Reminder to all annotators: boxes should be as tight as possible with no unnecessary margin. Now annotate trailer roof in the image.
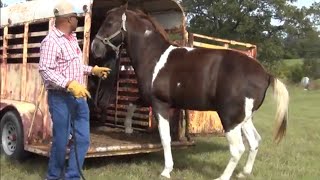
[0,0,184,27]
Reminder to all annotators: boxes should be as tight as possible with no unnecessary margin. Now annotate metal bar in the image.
[193,41,228,50]
[21,23,29,101]
[193,33,255,48]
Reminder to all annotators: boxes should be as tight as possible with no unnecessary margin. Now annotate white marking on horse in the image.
[157,114,173,178]
[177,82,181,87]
[218,124,245,180]
[144,29,152,36]
[244,98,254,121]
[185,47,195,51]
[236,97,261,178]
[152,45,177,87]
[217,97,255,180]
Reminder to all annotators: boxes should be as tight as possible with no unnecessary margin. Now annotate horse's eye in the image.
[105,22,112,27]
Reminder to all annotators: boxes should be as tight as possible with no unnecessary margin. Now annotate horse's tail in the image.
[269,76,289,143]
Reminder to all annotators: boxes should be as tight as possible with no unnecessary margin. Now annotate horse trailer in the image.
[0,0,257,160]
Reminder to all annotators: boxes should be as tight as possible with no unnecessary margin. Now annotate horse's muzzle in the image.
[91,38,107,59]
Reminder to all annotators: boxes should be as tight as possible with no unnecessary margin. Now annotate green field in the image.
[1,86,320,180]
[283,59,303,67]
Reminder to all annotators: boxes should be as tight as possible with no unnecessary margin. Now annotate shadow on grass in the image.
[84,137,229,179]
[1,137,229,180]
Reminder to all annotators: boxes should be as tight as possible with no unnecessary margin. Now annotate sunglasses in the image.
[69,15,79,21]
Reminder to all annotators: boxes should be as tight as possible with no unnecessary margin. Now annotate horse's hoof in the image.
[236,172,249,179]
[160,169,171,179]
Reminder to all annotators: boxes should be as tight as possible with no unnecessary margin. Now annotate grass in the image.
[283,59,303,67]
[1,86,320,180]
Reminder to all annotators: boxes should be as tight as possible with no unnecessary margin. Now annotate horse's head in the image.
[91,5,128,59]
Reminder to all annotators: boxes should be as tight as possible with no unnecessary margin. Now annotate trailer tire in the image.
[0,111,27,161]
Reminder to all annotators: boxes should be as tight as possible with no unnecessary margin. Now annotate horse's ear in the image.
[122,2,128,10]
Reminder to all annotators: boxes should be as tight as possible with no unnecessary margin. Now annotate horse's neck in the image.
[126,30,170,100]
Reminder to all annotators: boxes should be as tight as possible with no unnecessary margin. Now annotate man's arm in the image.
[83,64,93,75]
[39,40,70,88]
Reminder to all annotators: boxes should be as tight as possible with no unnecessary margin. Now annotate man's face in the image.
[68,14,78,31]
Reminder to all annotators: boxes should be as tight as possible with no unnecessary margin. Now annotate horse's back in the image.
[215,49,270,110]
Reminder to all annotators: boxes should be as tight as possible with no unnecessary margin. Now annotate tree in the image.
[0,0,7,8]
[181,0,319,65]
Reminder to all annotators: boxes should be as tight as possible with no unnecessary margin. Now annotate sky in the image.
[2,0,319,7]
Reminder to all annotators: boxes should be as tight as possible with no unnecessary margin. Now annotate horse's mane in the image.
[130,9,176,46]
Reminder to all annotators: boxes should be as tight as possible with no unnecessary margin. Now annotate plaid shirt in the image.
[39,27,92,90]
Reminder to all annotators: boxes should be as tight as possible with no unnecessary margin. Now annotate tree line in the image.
[181,0,320,81]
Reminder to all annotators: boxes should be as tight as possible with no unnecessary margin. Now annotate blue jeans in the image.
[46,90,90,180]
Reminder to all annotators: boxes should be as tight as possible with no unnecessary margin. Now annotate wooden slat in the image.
[118,79,138,84]
[117,96,139,101]
[108,104,149,112]
[82,12,91,86]
[104,116,149,126]
[7,31,49,39]
[0,26,8,98]
[43,18,55,140]
[29,31,48,37]
[7,44,23,49]
[118,87,139,93]
[76,26,84,32]
[28,53,40,58]
[21,23,29,101]
[7,53,40,58]
[107,109,149,120]
[120,58,131,63]
[103,122,148,132]
[7,43,40,50]
[119,70,135,75]
[7,33,24,39]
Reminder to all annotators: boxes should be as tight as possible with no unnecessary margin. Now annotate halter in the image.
[95,13,127,58]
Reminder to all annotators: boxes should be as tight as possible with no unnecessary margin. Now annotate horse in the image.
[91,5,289,180]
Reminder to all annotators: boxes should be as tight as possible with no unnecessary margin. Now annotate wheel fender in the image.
[0,99,44,144]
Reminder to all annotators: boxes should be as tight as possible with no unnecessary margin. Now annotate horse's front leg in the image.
[153,100,173,178]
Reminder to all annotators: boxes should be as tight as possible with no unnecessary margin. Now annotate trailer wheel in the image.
[0,111,27,161]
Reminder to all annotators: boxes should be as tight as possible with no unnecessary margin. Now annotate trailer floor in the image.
[25,126,194,157]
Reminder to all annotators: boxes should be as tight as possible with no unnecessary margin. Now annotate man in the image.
[39,1,110,179]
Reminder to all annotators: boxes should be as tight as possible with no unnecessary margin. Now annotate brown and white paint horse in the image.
[91,5,289,180]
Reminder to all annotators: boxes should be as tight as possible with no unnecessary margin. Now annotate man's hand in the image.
[92,65,111,79]
[66,81,91,99]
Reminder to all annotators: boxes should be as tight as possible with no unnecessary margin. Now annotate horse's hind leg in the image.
[153,101,173,178]
[237,119,261,178]
[215,124,245,180]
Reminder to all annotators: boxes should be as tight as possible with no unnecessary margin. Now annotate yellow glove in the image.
[66,81,91,99]
[92,65,111,79]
